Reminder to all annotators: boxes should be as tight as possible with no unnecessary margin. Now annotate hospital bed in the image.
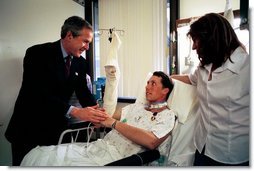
[57,78,199,166]
[57,124,161,165]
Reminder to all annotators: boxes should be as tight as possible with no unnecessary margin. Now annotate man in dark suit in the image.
[5,16,108,166]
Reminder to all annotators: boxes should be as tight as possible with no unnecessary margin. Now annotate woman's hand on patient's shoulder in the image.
[170,74,191,84]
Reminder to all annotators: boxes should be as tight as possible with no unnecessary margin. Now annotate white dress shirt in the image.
[189,46,249,164]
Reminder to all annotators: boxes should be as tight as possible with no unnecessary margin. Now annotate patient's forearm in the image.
[113,121,166,150]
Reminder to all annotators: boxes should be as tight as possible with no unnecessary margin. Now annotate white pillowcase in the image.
[167,79,198,123]
[135,73,198,124]
[135,72,153,105]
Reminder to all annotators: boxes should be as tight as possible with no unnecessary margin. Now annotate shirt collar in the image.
[60,40,68,59]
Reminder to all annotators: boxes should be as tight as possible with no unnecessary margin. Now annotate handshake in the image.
[70,103,116,129]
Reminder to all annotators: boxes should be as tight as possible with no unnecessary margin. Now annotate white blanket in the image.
[21,103,175,166]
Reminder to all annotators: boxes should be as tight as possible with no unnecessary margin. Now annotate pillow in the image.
[167,79,198,123]
[135,72,153,105]
[135,73,198,124]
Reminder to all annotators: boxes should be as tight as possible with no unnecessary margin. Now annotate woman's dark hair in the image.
[187,13,244,68]
[153,71,174,100]
[61,16,93,39]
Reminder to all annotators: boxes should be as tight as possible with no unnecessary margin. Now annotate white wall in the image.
[180,0,240,19]
[0,0,84,165]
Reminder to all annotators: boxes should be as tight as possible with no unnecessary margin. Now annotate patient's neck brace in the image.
[147,101,168,110]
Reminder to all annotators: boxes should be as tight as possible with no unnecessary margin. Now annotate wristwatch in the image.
[111,120,117,129]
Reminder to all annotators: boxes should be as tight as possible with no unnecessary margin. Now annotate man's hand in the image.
[92,123,102,128]
[71,105,109,123]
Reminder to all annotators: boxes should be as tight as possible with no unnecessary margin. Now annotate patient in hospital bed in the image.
[21,71,176,166]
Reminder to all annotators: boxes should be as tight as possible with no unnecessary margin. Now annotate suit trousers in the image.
[11,142,37,166]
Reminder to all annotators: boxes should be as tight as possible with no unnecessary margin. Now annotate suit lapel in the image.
[52,40,67,80]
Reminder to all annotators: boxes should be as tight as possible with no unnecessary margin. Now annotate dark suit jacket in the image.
[5,40,96,145]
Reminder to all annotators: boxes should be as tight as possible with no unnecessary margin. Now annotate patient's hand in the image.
[100,117,115,128]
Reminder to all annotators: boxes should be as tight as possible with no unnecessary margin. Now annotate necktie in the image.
[65,56,71,77]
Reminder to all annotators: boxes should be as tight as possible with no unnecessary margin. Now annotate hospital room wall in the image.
[177,0,240,74]
[179,0,240,19]
[0,0,84,165]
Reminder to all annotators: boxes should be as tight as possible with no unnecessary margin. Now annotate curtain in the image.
[99,0,167,97]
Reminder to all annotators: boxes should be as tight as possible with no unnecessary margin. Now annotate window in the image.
[176,10,249,75]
